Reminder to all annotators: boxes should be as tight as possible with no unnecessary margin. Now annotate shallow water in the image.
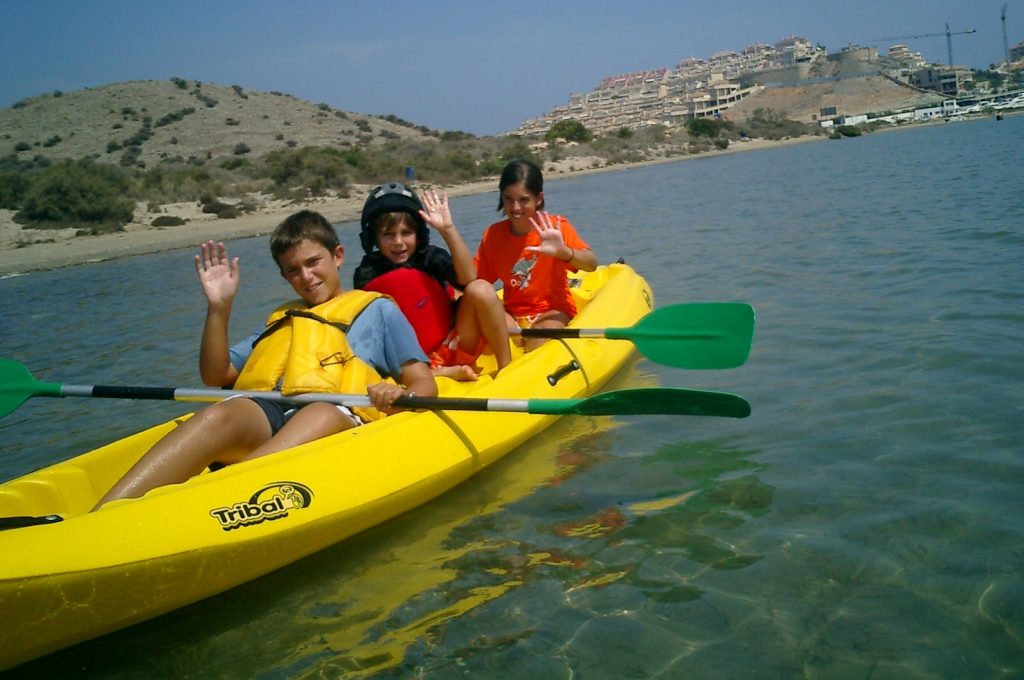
[2,115,1023,678]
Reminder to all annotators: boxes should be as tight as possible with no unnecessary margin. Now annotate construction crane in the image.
[873,24,977,67]
[1002,5,1010,67]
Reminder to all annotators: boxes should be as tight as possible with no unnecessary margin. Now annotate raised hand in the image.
[524,211,569,259]
[419,189,454,234]
[194,240,240,309]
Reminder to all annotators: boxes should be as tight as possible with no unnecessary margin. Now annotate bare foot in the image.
[432,365,480,382]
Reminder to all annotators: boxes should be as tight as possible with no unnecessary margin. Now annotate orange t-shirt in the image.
[474,216,589,318]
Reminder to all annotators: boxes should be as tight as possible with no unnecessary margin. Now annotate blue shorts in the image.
[250,397,294,434]
[248,397,362,435]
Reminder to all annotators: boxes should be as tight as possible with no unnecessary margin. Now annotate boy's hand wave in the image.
[419,189,455,234]
[194,240,240,309]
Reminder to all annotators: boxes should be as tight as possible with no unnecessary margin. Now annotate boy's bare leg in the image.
[94,398,272,508]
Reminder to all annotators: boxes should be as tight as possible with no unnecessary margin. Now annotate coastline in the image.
[0,135,821,276]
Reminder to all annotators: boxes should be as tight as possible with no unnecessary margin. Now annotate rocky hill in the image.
[0,79,437,168]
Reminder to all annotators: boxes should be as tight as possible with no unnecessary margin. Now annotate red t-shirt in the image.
[474,216,589,318]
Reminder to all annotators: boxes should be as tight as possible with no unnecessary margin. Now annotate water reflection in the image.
[331,433,774,679]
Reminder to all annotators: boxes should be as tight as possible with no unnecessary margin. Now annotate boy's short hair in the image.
[270,210,340,267]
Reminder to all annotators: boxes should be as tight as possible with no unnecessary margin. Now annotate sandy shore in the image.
[0,136,820,277]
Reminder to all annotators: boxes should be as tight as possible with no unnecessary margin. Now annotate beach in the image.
[0,136,818,276]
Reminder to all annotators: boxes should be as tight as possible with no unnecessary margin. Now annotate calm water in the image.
[2,116,1022,678]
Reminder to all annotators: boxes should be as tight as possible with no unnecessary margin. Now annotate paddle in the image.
[514,302,755,369]
[0,359,750,419]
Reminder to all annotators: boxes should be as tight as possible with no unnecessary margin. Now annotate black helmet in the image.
[359,181,428,254]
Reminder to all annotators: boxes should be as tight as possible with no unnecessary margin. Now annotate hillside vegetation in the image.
[0,78,824,233]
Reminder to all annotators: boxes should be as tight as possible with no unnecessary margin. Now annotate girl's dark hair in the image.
[270,210,339,268]
[497,159,544,211]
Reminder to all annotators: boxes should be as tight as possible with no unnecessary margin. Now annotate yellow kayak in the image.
[0,263,653,670]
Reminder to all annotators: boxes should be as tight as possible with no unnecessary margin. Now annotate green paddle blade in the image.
[528,387,751,418]
[0,358,62,418]
[606,302,755,369]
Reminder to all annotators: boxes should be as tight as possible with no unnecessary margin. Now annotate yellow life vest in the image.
[234,290,390,422]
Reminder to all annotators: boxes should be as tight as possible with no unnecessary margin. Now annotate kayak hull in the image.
[0,263,653,669]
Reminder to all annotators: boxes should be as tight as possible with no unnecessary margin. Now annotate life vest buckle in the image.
[319,352,350,368]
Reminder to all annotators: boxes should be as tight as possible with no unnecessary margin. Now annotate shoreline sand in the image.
[0,135,823,276]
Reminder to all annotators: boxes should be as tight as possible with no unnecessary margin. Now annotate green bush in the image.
[194,92,217,108]
[746,108,818,140]
[440,130,475,141]
[14,158,135,227]
[152,215,186,226]
[261,147,358,195]
[545,119,592,143]
[141,165,220,203]
[154,107,196,127]
[835,125,862,137]
[201,195,231,214]
[0,171,30,208]
[685,117,728,138]
[380,113,415,127]
[123,122,153,147]
[120,146,142,167]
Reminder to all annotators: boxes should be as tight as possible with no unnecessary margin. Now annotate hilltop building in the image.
[907,66,974,96]
[886,44,928,70]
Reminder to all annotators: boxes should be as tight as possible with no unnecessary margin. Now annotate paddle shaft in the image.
[56,383,525,412]
[517,327,722,340]
[42,383,749,418]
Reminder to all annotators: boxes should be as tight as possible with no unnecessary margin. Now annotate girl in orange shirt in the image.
[474,160,597,352]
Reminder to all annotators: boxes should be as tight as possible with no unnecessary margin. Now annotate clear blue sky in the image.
[1,0,1018,135]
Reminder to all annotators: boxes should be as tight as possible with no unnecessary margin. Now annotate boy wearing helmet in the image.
[355,182,511,380]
